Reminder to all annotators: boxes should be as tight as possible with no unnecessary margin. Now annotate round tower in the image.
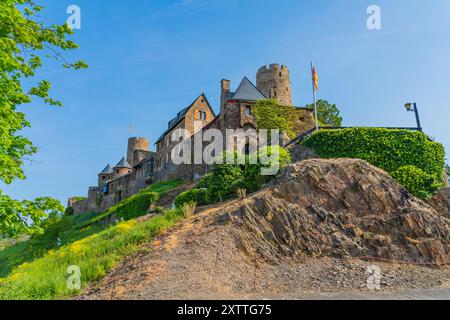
[256,64,293,106]
[113,157,133,177]
[127,137,150,167]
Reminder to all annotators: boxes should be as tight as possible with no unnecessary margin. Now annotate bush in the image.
[197,147,292,200]
[243,146,292,192]
[175,189,208,208]
[391,166,440,198]
[64,207,74,216]
[205,161,244,202]
[112,192,159,220]
[302,128,445,197]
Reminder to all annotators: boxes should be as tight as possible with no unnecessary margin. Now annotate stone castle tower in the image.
[127,137,150,167]
[256,64,293,106]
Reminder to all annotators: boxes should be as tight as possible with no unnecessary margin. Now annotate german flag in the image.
[312,66,319,92]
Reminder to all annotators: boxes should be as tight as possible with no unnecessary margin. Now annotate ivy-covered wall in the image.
[253,99,314,138]
[302,128,446,197]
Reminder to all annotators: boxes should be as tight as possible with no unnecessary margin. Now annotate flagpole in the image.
[311,61,319,131]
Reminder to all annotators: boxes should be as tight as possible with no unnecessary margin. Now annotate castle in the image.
[68,64,315,214]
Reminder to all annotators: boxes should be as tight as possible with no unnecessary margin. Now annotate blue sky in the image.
[3,0,450,204]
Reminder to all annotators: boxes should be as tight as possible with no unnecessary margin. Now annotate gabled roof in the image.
[114,157,132,169]
[228,77,266,102]
[99,164,113,174]
[155,93,215,145]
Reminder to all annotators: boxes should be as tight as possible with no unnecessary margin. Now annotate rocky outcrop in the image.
[429,188,450,220]
[225,159,449,266]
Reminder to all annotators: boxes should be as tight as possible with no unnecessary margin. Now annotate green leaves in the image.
[193,146,292,203]
[305,99,343,127]
[0,193,64,237]
[302,128,446,198]
[253,99,298,138]
[0,0,87,236]
[175,189,208,208]
[391,166,439,198]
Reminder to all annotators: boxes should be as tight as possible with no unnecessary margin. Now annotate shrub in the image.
[391,166,440,198]
[175,189,207,208]
[64,207,74,216]
[302,128,445,197]
[112,192,159,220]
[243,146,292,192]
[205,162,244,202]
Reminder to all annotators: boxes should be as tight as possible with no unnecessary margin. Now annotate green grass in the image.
[0,208,184,300]
[142,179,184,193]
[0,212,107,278]
[0,179,186,299]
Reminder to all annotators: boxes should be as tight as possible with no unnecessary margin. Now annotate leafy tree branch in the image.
[0,0,87,236]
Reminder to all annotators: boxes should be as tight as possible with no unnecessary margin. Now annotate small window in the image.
[198,111,207,120]
[244,143,250,155]
[245,105,252,116]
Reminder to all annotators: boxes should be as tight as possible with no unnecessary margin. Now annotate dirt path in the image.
[78,199,449,300]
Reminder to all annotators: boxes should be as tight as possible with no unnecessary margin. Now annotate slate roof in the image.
[99,164,113,174]
[228,77,266,101]
[155,94,215,145]
[114,157,132,169]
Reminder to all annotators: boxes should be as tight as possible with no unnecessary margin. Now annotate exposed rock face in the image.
[429,188,450,220]
[227,159,449,266]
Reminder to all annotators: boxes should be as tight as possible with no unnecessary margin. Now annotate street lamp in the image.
[404,102,422,131]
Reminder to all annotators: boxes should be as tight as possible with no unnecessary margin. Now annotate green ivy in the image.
[391,166,439,198]
[302,128,446,198]
[253,99,300,138]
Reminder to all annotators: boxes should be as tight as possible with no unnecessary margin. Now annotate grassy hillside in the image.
[0,180,185,300]
[0,212,106,278]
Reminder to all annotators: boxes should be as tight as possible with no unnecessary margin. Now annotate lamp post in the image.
[404,102,422,131]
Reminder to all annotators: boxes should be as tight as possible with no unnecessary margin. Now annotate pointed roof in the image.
[155,93,216,145]
[229,77,266,101]
[114,157,132,169]
[99,164,113,174]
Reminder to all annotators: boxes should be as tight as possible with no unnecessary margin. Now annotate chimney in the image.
[220,79,230,113]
